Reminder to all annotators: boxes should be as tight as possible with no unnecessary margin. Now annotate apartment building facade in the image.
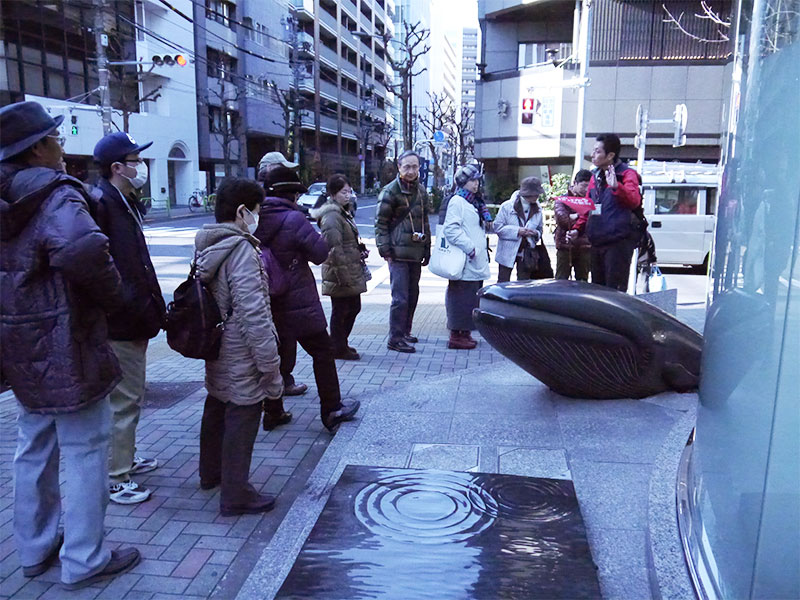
[475,0,734,185]
[192,0,290,184]
[1,0,200,208]
[461,27,479,111]
[281,0,395,184]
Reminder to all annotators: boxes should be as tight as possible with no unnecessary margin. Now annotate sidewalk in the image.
[0,300,508,599]
[0,259,703,598]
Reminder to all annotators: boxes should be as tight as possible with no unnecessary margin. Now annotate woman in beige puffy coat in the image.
[310,174,368,360]
[194,178,283,517]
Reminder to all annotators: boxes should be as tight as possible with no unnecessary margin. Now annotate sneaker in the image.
[61,548,140,591]
[130,455,158,475]
[404,334,419,344]
[23,531,63,577]
[284,383,308,396]
[387,339,416,353]
[322,399,361,433]
[110,480,152,505]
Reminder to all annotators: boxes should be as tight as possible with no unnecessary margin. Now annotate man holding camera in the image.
[375,150,432,353]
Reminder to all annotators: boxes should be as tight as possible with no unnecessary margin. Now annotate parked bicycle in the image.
[188,189,216,212]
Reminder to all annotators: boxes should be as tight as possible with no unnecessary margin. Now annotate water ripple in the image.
[354,471,499,544]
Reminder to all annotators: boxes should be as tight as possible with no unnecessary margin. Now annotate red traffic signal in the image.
[152,54,187,67]
[522,97,535,111]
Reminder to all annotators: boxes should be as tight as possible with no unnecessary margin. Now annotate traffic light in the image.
[152,54,187,67]
[520,97,538,125]
[70,114,78,135]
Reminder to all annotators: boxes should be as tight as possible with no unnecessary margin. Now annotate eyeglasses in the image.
[47,133,66,147]
[123,158,145,165]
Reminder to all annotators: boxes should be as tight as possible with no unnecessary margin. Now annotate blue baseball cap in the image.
[93,132,153,166]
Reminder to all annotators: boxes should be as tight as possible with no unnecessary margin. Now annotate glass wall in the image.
[683,0,800,597]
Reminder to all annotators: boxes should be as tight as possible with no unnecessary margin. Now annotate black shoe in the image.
[334,348,360,360]
[200,478,220,490]
[61,548,141,591]
[387,339,416,353]
[220,493,276,517]
[23,531,63,577]
[284,383,308,396]
[404,334,419,344]
[262,410,293,431]
[322,399,361,433]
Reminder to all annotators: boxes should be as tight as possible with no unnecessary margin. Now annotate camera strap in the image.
[389,194,419,234]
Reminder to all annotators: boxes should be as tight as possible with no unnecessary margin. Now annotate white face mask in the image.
[244,207,260,234]
[121,161,148,189]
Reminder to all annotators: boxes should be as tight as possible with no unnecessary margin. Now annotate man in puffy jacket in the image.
[374,150,432,353]
[0,101,140,590]
[586,133,643,291]
[91,132,166,505]
[554,169,593,281]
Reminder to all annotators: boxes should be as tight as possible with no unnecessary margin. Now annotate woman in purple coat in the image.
[253,152,359,433]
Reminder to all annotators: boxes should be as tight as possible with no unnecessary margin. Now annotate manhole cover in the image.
[142,381,204,409]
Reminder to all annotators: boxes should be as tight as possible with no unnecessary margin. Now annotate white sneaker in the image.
[109,480,152,505]
[130,455,158,475]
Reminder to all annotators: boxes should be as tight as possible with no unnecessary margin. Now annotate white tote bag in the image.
[428,224,466,279]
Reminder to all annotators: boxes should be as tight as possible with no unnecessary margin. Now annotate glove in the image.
[379,247,394,261]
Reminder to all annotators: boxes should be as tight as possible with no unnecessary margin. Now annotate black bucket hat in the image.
[259,164,308,195]
[0,101,64,162]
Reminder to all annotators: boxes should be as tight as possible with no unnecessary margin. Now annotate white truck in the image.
[638,161,722,272]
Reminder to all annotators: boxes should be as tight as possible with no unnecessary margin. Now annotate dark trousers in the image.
[497,260,533,283]
[556,248,591,281]
[330,295,362,353]
[388,260,421,342]
[591,239,635,291]
[278,328,341,414]
[199,396,261,508]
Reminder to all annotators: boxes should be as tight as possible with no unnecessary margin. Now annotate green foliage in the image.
[483,176,518,205]
[430,186,446,214]
[541,172,570,209]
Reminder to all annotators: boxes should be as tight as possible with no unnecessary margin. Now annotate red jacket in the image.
[554,196,595,249]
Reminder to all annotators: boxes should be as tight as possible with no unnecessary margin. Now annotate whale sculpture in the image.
[473,280,703,399]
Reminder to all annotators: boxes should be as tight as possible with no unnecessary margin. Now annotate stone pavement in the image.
[0,293,507,599]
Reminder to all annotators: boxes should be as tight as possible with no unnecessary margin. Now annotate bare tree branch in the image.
[662,3,730,43]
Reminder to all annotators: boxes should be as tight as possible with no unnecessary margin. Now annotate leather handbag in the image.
[428,224,467,279]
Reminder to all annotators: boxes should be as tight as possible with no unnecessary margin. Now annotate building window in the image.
[206,47,238,81]
[206,0,237,30]
[518,42,573,68]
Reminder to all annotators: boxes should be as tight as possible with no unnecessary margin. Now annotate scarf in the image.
[456,187,492,224]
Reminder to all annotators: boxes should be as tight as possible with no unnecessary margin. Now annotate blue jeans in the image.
[14,397,112,584]
[388,260,422,342]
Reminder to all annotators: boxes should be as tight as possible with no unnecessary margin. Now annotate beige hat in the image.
[258,151,298,172]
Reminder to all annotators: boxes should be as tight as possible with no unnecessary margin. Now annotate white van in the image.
[639,161,722,272]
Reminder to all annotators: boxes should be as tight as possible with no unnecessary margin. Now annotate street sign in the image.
[433,130,445,143]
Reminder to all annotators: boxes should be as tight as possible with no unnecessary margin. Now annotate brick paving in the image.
[0,280,506,598]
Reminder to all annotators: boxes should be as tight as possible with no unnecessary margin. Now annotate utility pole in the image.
[284,15,306,165]
[573,0,592,174]
[94,0,112,135]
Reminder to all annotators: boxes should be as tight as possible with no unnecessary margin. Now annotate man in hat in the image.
[91,132,166,504]
[253,152,360,432]
[0,100,141,588]
[374,150,432,353]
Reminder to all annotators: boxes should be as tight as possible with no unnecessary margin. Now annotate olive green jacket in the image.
[310,200,368,297]
[374,176,432,262]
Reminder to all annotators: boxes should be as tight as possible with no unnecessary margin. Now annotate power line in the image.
[155,0,289,66]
